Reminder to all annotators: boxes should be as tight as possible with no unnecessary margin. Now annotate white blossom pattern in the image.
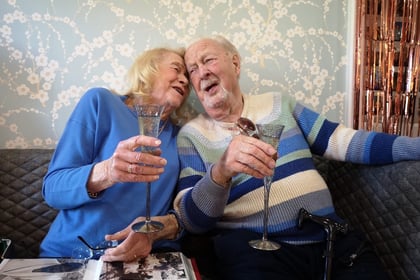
[0,0,350,148]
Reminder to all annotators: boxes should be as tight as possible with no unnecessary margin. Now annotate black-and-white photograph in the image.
[102,252,189,280]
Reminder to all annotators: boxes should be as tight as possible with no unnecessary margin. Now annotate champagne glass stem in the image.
[145,182,151,223]
[262,175,273,241]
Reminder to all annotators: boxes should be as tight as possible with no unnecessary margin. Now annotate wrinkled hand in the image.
[212,135,277,186]
[108,135,168,183]
[101,217,152,262]
[87,135,168,194]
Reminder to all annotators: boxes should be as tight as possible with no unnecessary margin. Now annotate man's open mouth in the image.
[201,79,218,93]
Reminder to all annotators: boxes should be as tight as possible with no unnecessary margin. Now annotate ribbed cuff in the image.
[167,210,185,241]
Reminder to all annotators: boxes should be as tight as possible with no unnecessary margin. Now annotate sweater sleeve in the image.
[293,101,420,164]
[42,88,112,209]
[175,127,230,233]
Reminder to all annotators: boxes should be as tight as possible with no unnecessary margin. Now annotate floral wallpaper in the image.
[0,0,353,148]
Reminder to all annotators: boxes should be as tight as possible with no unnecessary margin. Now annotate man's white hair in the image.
[186,34,241,63]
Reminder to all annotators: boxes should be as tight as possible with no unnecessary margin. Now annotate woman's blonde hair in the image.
[124,47,196,125]
[125,47,185,98]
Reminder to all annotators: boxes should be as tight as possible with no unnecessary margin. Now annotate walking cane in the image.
[297,208,348,280]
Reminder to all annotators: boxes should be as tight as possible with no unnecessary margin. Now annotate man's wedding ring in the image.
[128,164,133,174]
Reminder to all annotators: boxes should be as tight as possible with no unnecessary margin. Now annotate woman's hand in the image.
[87,135,168,193]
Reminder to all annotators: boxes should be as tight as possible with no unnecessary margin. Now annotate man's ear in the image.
[232,54,241,75]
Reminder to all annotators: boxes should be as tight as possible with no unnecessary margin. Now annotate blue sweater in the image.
[40,87,180,257]
[175,92,420,244]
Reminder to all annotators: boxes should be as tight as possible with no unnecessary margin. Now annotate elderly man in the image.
[174,35,420,279]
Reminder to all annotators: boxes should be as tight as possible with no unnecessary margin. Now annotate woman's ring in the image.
[128,164,133,174]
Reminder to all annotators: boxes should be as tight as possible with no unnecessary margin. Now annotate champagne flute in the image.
[248,123,284,251]
[131,104,165,233]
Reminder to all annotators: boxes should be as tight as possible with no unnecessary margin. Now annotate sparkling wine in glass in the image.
[131,104,165,233]
[248,123,284,251]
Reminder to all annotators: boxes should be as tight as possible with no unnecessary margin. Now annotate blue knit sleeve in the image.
[42,88,131,209]
[292,101,420,164]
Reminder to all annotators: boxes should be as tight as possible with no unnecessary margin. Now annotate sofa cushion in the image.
[0,149,57,258]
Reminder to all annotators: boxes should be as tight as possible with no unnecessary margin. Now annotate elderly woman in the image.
[40,47,189,262]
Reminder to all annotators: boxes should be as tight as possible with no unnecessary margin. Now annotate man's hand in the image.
[101,214,180,262]
[101,217,152,262]
[212,135,277,186]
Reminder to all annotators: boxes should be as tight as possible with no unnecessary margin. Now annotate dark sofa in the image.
[0,149,419,280]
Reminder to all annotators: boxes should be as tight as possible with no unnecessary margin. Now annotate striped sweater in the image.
[174,92,420,244]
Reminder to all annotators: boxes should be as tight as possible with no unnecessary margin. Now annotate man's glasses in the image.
[0,239,11,260]
[235,117,260,139]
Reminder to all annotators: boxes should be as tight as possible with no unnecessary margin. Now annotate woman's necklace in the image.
[158,118,169,137]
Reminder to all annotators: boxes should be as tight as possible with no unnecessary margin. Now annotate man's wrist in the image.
[210,164,232,188]
[167,210,184,240]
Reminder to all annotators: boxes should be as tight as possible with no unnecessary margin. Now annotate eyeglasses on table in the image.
[73,235,118,260]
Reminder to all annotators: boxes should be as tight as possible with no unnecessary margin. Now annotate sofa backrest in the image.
[0,149,57,258]
[313,155,420,280]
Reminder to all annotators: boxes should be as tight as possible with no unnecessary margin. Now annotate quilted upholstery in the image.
[314,155,420,280]
[0,149,57,258]
[0,149,419,280]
